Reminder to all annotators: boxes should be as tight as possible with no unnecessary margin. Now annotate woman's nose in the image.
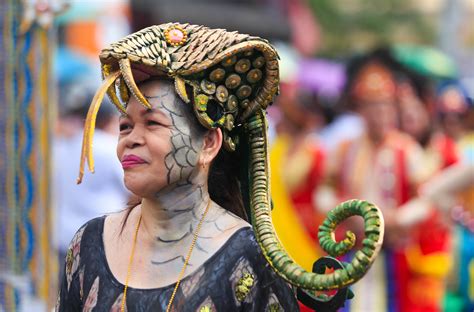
[125,125,145,148]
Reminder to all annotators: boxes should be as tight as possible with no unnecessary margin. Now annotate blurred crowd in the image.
[270,47,474,312]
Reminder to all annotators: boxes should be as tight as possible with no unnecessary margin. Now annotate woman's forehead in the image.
[139,79,175,99]
[126,80,179,114]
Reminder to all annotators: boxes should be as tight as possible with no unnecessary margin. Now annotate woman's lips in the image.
[121,154,147,169]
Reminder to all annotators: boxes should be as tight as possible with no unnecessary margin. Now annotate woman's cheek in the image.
[163,131,199,186]
[116,138,125,161]
[122,171,152,197]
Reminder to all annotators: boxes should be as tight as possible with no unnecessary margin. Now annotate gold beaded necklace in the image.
[120,200,211,312]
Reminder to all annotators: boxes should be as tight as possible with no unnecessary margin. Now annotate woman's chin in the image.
[124,180,150,197]
[124,177,165,198]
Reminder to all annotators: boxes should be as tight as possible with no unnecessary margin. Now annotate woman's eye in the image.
[147,120,162,126]
[119,123,132,132]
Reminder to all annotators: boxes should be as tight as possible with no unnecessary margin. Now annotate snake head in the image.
[97,23,280,150]
[78,23,280,182]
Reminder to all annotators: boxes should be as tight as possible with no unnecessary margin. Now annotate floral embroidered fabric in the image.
[56,216,299,311]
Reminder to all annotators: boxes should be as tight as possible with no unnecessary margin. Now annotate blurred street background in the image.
[0,0,473,311]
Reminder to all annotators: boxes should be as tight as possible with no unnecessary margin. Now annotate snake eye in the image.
[206,98,224,122]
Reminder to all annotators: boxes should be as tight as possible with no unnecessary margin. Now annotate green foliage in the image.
[307,0,435,57]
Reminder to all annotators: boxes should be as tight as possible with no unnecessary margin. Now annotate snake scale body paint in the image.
[78,23,384,292]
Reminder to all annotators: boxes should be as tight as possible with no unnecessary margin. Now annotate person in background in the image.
[397,73,459,171]
[437,82,471,142]
[438,82,474,312]
[53,82,130,268]
[396,72,458,312]
[272,83,327,241]
[270,82,327,283]
[318,106,365,153]
[396,160,474,312]
[320,48,433,312]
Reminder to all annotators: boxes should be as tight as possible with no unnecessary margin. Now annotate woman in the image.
[57,23,384,311]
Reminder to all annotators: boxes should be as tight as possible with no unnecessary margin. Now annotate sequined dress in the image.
[56,216,299,311]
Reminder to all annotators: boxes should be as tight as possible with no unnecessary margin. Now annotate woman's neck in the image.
[139,182,210,247]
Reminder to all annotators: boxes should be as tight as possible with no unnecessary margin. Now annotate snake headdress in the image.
[77,22,384,300]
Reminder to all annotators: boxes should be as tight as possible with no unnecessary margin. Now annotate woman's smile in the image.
[121,154,148,169]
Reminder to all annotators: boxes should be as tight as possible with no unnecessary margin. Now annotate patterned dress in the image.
[56,216,299,311]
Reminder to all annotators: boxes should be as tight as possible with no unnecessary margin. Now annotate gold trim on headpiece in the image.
[78,22,279,180]
[164,25,188,47]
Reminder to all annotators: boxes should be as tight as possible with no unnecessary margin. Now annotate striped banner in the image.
[0,0,58,310]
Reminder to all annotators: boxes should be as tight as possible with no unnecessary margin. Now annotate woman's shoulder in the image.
[68,215,106,248]
[63,216,106,292]
[64,214,110,271]
[66,216,107,256]
[222,226,258,252]
[217,226,255,254]
[208,225,272,277]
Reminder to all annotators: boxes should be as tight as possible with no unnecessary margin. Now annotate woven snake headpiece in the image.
[77,22,384,294]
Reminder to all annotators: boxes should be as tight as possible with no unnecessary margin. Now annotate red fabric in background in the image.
[290,147,325,242]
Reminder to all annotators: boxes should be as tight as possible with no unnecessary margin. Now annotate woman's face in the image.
[396,82,430,141]
[357,98,397,141]
[398,96,430,141]
[117,80,204,197]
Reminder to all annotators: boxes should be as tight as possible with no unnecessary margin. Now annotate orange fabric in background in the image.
[65,22,100,57]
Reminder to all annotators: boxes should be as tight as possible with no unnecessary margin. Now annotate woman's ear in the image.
[200,128,222,166]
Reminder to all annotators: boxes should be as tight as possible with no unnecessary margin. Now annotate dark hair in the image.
[208,143,247,220]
